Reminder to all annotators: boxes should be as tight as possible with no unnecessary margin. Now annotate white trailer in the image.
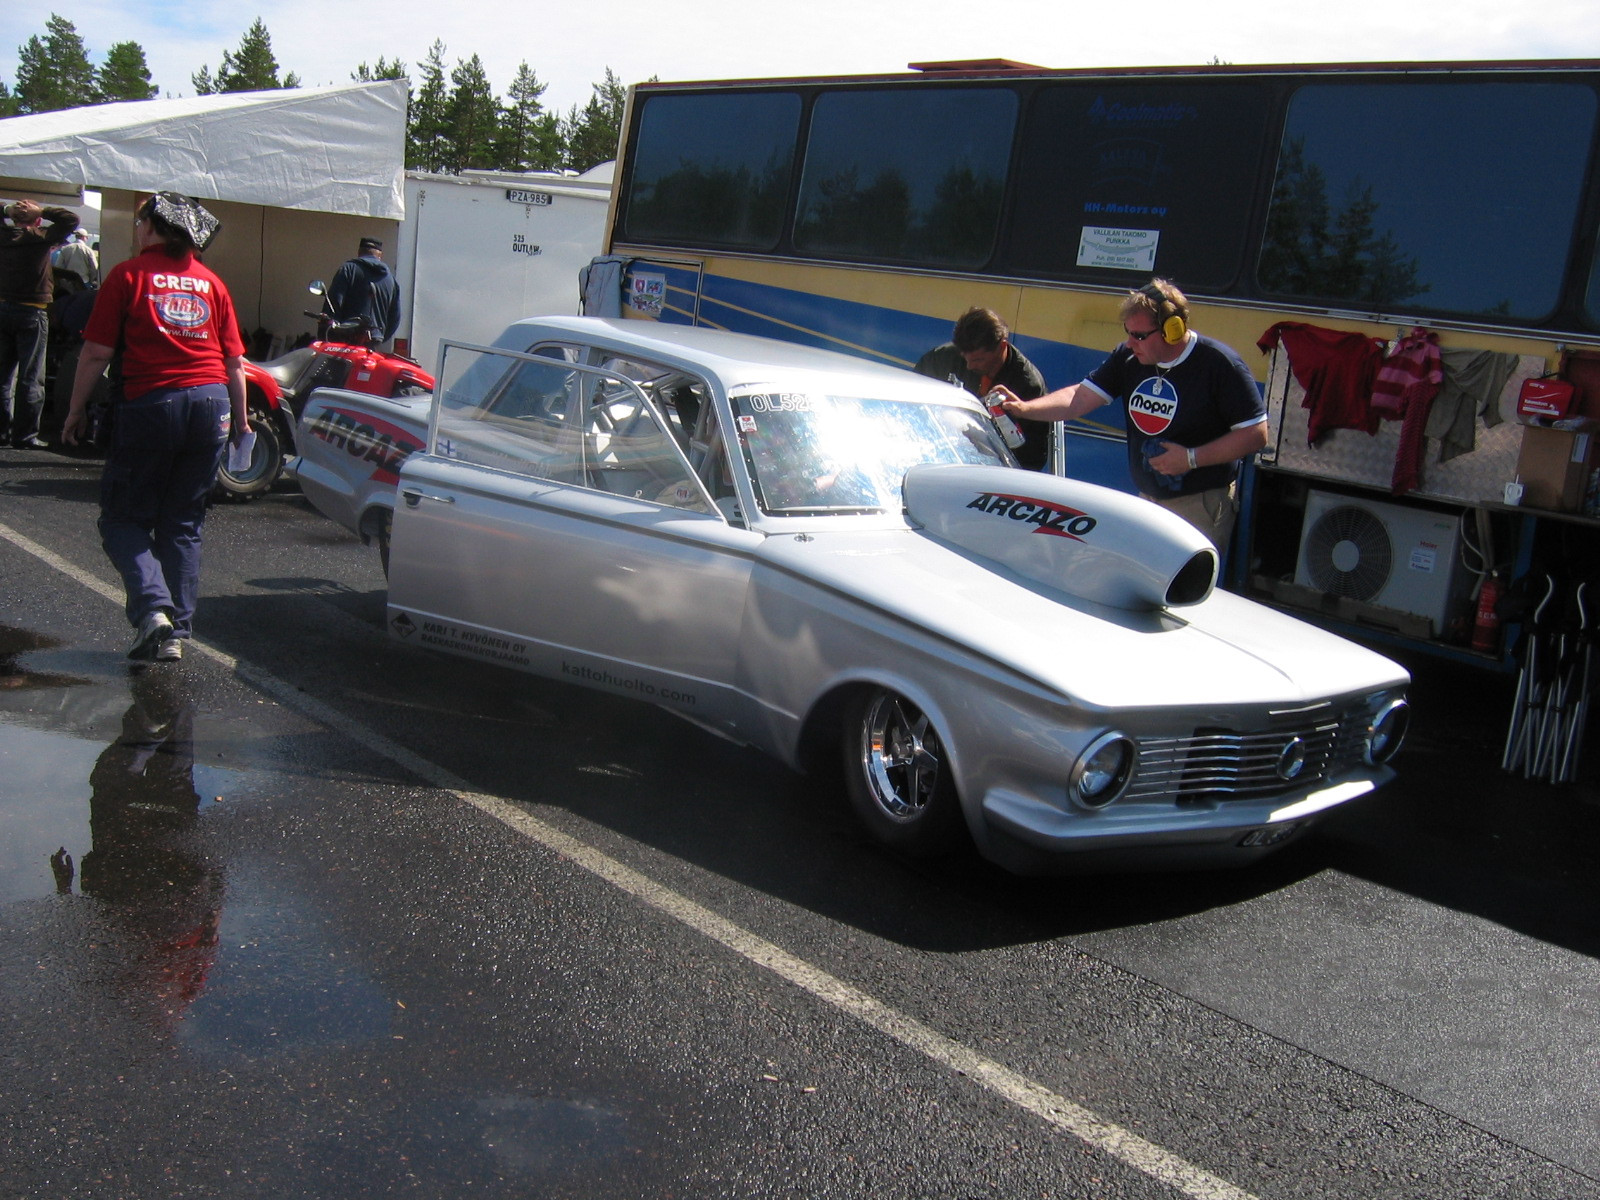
[392,163,612,369]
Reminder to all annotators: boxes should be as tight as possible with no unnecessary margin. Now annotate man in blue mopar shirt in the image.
[997,278,1266,551]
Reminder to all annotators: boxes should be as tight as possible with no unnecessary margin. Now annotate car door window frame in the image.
[430,339,721,516]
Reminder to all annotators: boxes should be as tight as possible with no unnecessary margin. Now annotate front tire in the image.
[213,408,284,501]
[841,688,964,856]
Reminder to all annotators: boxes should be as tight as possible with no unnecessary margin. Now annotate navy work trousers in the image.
[98,383,230,638]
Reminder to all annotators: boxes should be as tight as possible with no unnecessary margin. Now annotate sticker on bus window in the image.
[737,415,758,434]
[1076,227,1160,272]
[628,272,667,316]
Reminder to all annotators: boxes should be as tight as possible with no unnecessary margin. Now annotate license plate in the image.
[1238,822,1299,848]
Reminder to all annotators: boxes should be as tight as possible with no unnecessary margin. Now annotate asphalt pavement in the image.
[2,442,1599,1200]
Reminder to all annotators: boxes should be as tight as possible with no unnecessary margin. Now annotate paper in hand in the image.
[227,430,256,473]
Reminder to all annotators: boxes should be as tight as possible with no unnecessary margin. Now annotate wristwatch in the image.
[1185,446,1198,470]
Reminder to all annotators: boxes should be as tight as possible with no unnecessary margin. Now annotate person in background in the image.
[59,193,247,662]
[325,236,401,347]
[997,278,1267,551]
[54,228,99,287]
[0,198,80,447]
[914,306,1050,469]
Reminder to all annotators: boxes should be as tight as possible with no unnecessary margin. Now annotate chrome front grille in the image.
[1128,704,1366,803]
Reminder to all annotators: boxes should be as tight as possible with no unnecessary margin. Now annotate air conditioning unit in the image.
[1293,490,1472,638]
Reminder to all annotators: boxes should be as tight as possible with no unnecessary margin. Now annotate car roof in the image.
[493,316,975,403]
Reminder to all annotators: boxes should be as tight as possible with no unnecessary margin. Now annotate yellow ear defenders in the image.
[1142,284,1188,344]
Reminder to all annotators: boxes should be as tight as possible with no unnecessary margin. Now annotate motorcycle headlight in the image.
[1070,731,1136,809]
[1363,697,1409,766]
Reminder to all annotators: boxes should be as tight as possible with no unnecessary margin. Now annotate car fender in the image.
[292,387,430,538]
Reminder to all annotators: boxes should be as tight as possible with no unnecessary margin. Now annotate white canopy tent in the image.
[0,80,408,349]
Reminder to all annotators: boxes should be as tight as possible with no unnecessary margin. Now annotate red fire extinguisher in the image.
[1472,571,1503,654]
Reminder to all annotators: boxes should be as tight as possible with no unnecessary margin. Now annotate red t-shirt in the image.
[84,247,246,400]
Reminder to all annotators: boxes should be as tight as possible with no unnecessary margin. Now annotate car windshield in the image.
[730,390,1008,516]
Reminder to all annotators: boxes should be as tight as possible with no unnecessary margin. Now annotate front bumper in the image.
[979,768,1391,872]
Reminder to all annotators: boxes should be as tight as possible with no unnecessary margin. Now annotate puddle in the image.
[0,623,93,690]
[2,659,395,1056]
[1,679,240,905]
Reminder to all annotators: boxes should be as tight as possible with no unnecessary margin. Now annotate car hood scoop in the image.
[902,464,1217,611]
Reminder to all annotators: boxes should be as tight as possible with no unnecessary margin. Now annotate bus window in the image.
[622,91,802,249]
[1258,81,1597,322]
[1005,82,1272,290]
[793,87,1016,269]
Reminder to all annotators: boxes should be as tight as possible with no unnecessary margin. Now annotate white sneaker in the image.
[155,637,183,662]
[128,611,174,660]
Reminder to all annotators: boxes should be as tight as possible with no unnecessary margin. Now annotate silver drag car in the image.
[293,316,1409,873]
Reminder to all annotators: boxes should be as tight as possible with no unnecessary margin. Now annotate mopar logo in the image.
[965,492,1098,540]
[1128,378,1178,436]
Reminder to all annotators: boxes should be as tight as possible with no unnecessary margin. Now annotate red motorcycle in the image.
[217,284,434,500]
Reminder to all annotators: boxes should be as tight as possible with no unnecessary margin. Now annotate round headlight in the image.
[1071,732,1136,809]
[1364,697,1409,766]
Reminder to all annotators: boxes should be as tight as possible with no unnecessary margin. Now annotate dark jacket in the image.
[326,253,402,342]
[913,341,1050,469]
[0,206,80,306]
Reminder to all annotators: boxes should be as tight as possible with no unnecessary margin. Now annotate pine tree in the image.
[444,54,498,172]
[492,62,558,172]
[562,68,629,172]
[96,41,158,102]
[206,19,299,93]
[353,58,409,83]
[407,41,450,172]
[191,65,217,96]
[15,15,98,113]
[0,82,18,118]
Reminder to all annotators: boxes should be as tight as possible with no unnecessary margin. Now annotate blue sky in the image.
[1,0,1597,115]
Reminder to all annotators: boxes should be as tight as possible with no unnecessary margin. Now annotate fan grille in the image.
[1303,504,1393,601]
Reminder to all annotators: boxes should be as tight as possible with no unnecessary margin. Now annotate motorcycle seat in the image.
[252,346,317,387]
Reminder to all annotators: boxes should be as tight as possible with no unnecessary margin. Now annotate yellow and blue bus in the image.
[600,58,1600,663]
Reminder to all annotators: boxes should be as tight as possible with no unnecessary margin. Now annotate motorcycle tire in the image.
[213,409,284,502]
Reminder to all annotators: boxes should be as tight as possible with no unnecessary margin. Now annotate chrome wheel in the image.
[842,688,961,854]
[862,692,940,820]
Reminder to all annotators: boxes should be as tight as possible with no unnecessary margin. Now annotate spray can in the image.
[984,390,1026,451]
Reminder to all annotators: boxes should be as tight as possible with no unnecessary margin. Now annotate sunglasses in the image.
[1124,326,1161,342]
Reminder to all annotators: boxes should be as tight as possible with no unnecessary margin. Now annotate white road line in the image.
[1,517,1259,1200]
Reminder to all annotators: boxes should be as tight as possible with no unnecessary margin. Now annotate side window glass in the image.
[594,356,707,451]
[1259,81,1596,321]
[622,91,801,250]
[434,343,585,482]
[794,87,1016,269]
[688,403,745,526]
[582,361,715,514]
[1005,82,1271,289]
[432,342,721,516]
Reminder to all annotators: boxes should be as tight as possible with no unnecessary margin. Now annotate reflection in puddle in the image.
[3,666,393,1056]
[0,679,233,906]
[178,865,394,1058]
[0,622,89,690]
[45,673,223,1029]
